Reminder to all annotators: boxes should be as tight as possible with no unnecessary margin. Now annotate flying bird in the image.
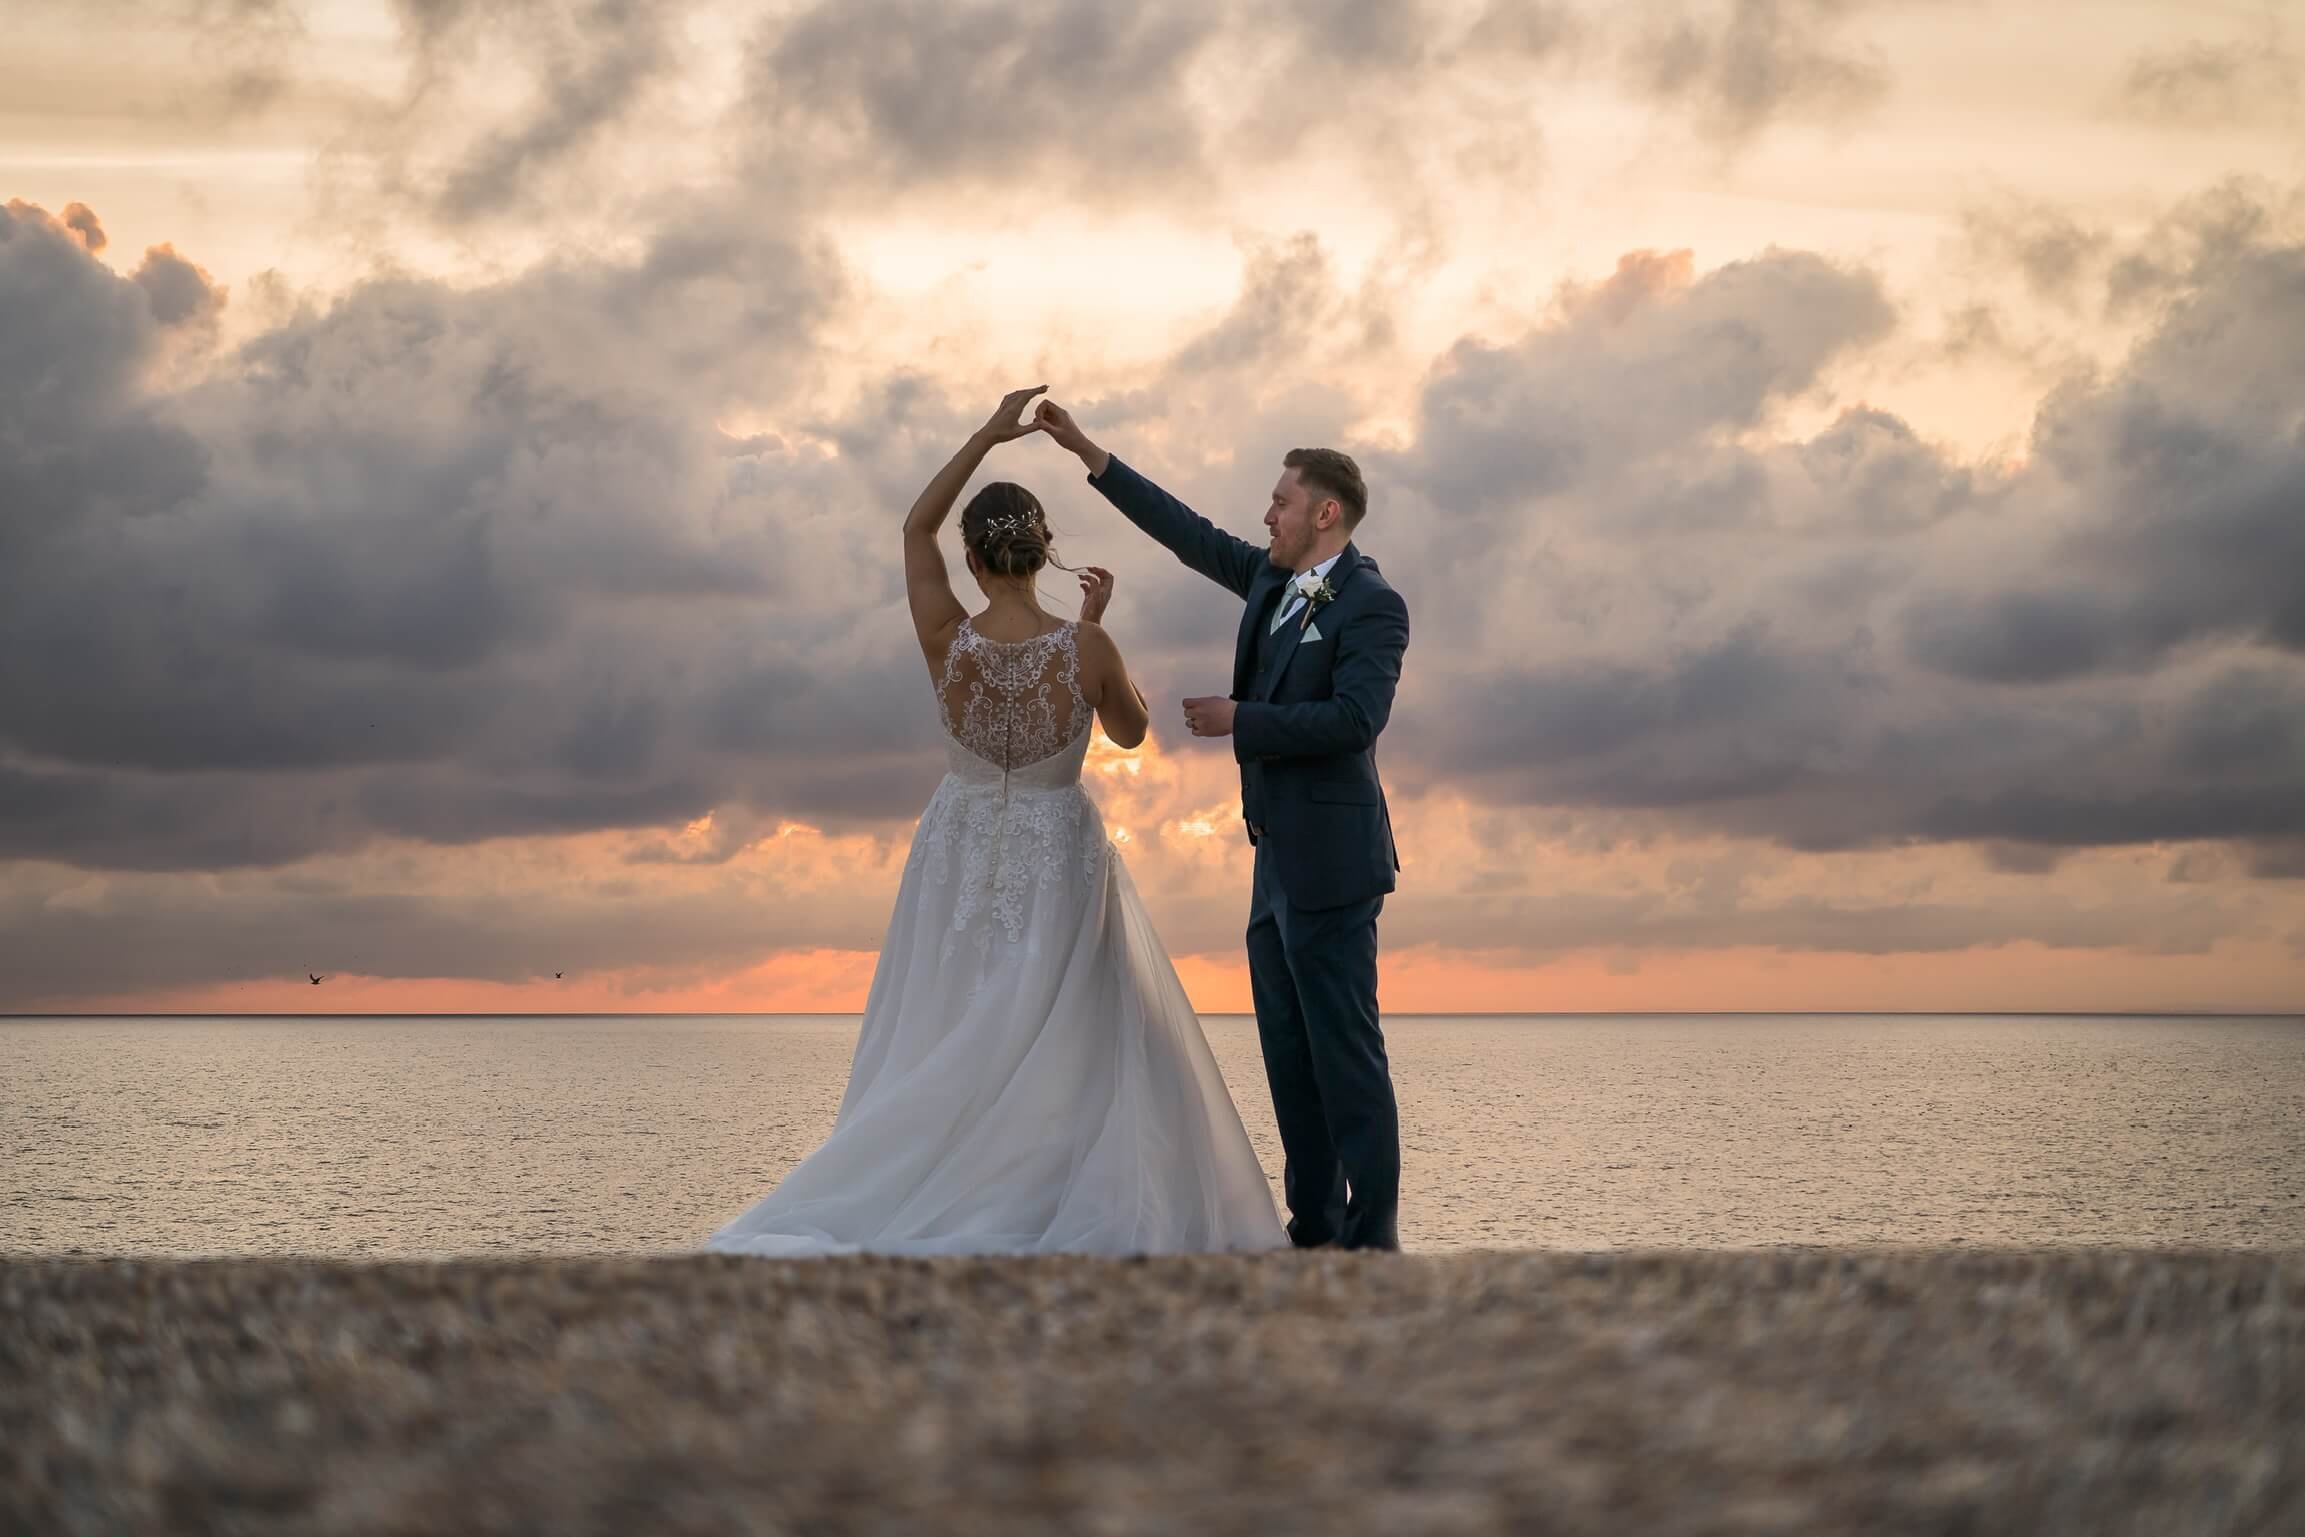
[309,974,325,984]
[555,972,563,979]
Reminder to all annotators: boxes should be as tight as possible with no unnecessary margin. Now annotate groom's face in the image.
[1264,468,1331,570]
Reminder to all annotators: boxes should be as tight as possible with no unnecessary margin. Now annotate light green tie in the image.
[1271,577,1317,633]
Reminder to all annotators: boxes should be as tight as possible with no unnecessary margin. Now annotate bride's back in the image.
[936,616,1091,788]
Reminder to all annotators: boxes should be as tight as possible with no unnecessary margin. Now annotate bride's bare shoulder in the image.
[1071,618,1122,681]
[918,613,970,671]
[1072,618,1120,657]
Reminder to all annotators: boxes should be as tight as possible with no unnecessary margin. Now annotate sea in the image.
[4,1013,2301,1257]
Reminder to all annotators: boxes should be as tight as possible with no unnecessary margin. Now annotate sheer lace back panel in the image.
[937,618,1092,789]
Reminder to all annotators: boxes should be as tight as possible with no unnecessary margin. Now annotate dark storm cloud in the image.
[1399,246,1899,514]
[0,202,211,556]
[1362,862,2247,960]
[1343,193,2305,863]
[0,197,951,875]
[1900,587,2159,684]
[1440,628,1845,809]
[1913,783,2305,850]
[12,166,2299,891]
[1903,239,2305,680]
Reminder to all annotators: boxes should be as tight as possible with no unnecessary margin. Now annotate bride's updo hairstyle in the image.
[960,481,1059,579]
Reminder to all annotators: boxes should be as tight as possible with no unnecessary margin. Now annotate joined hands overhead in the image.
[978,385,1050,444]
[971,392,1216,739]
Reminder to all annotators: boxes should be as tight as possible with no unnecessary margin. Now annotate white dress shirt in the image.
[1269,551,1344,634]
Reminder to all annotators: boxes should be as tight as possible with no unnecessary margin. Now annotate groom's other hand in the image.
[1183,696,1236,738]
[1034,400,1110,478]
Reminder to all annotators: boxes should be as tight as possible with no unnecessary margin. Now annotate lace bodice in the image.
[918,618,1103,956]
[936,618,1091,789]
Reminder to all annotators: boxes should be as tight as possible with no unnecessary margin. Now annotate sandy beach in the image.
[4,1246,2298,1535]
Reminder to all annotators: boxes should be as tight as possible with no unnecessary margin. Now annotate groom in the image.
[1037,401,1409,1252]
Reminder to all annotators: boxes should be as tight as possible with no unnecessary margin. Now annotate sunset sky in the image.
[4,0,2301,1014]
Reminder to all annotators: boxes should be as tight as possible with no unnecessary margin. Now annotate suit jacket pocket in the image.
[1306,781,1380,804]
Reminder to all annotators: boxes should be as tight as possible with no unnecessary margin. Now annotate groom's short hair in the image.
[1284,448,1367,528]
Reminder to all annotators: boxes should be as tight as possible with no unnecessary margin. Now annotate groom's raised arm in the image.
[1035,401,1262,598]
[1234,587,1410,761]
[1087,456,1265,598]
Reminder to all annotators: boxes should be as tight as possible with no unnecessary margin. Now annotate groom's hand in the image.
[1033,400,1109,477]
[1182,696,1236,738]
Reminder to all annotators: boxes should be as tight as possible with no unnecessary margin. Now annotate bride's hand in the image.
[977,386,1049,444]
[1077,566,1114,623]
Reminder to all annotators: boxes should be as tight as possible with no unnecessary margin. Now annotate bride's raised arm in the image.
[902,386,1047,660]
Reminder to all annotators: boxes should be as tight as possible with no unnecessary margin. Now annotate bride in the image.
[704,387,1287,1257]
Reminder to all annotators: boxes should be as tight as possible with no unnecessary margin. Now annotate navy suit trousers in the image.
[1247,836,1400,1251]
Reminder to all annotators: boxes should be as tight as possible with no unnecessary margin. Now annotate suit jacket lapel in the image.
[1256,545,1364,702]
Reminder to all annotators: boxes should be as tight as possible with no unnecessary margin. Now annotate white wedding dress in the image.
[704,617,1287,1257]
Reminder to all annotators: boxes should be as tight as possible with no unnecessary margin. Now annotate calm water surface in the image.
[5,1013,2301,1256]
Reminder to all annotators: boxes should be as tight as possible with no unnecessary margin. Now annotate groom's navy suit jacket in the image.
[1088,455,1408,912]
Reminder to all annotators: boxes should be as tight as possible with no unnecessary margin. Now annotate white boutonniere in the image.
[1293,571,1337,632]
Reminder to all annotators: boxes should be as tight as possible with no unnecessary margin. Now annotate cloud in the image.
[1906,237,2305,680]
[1394,245,1900,526]
[409,0,678,224]
[6,0,314,128]
[1957,194,2113,307]
[5,0,1895,278]
[722,0,1874,229]
[2119,34,2301,129]
[1623,0,1892,145]
[8,175,2301,891]
[743,0,1222,205]
[131,243,226,328]
[1329,195,2305,866]
[5,15,2303,1022]
[264,0,704,244]
[0,202,212,559]
[0,197,894,876]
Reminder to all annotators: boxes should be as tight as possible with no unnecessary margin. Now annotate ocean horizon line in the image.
[6,1009,2302,1021]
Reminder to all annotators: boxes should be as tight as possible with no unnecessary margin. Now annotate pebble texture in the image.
[3,1248,2299,1535]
